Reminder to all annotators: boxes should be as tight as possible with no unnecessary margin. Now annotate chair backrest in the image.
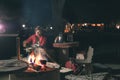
[86,46,94,63]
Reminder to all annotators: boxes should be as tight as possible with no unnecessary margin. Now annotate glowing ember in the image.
[22,48,60,72]
[28,51,35,64]
[26,48,48,72]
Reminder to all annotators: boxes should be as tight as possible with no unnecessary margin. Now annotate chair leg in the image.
[85,64,92,76]
[85,63,93,80]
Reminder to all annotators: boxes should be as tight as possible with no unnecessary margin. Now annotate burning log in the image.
[18,46,60,73]
[21,56,60,73]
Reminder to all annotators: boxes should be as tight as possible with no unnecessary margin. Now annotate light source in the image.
[0,24,6,33]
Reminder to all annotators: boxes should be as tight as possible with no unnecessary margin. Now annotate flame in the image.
[27,48,47,72]
[28,51,35,64]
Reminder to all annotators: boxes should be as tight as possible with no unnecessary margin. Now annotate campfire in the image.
[22,48,60,72]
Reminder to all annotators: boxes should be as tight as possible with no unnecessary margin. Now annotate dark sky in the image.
[0,0,52,25]
[0,0,52,33]
[0,0,120,25]
[0,0,23,33]
[22,0,52,26]
[63,0,120,23]
[0,0,22,21]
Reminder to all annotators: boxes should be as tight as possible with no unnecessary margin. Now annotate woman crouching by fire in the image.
[23,26,53,65]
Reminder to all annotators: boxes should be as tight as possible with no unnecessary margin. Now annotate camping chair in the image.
[75,46,94,80]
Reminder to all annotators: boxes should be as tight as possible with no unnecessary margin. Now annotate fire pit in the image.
[14,58,60,80]
[0,57,60,80]
[15,47,60,80]
[25,62,59,73]
[15,68,60,80]
[13,46,60,80]
[21,48,60,72]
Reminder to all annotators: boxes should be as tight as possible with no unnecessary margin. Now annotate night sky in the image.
[0,0,23,33]
[0,0,52,33]
[0,0,120,30]
[0,0,22,21]
[0,0,52,25]
[63,0,120,23]
[22,0,52,26]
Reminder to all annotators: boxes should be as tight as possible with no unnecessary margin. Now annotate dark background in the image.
[0,0,120,28]
[0,37,17,59]
[63,0,120,23]
[0,0,120,63]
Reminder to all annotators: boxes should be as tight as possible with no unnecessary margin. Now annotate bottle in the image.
[58,32,63,43]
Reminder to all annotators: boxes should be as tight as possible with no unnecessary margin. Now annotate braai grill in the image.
[0,59,60,80]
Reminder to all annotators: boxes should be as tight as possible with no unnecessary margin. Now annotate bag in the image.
[65,58,78,73]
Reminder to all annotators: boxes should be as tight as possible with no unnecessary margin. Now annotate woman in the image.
[23,26,46,48]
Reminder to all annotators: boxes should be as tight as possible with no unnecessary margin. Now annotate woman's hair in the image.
[34,26,43,34]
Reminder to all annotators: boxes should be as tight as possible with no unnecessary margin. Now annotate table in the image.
[0,59,28,73]
[53,42,79,66]
[0,59,28,80]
